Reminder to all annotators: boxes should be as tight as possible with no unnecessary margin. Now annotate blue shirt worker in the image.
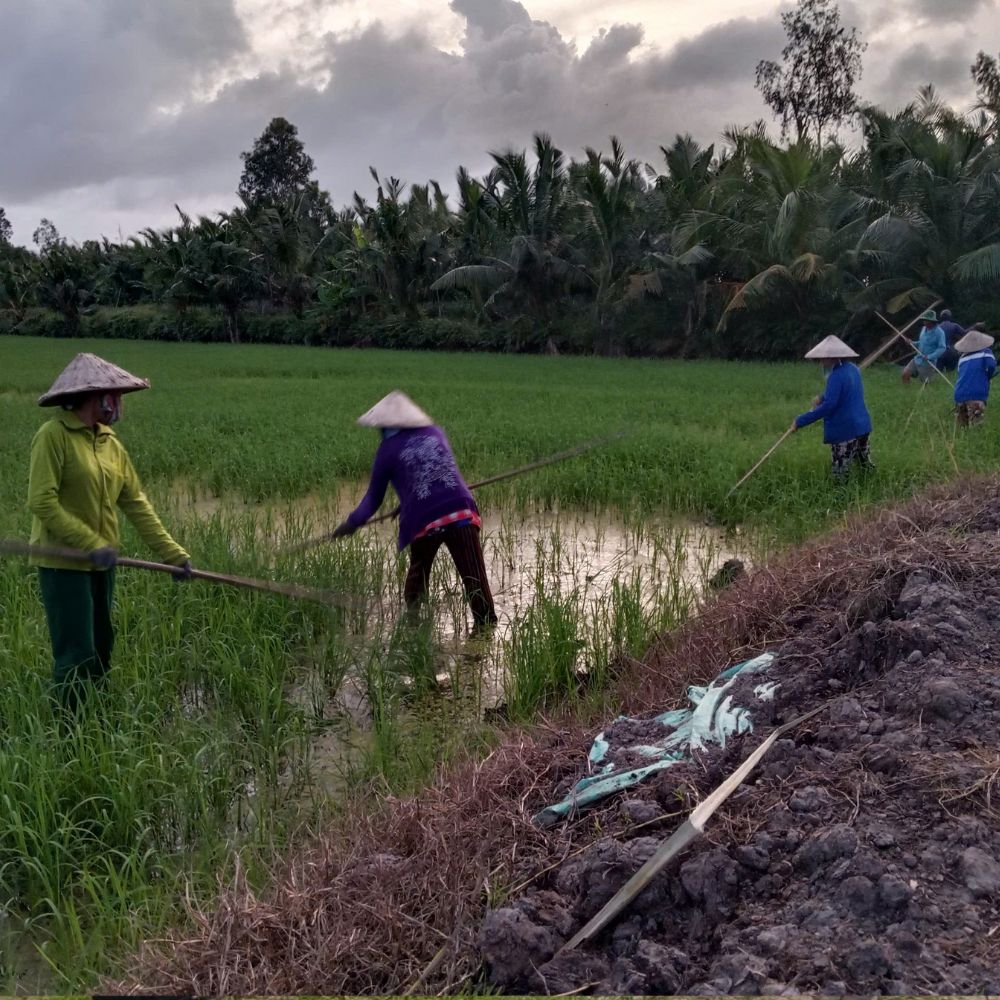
[791,335,873,478]
[902,310,947,384]
[953,330,997,427]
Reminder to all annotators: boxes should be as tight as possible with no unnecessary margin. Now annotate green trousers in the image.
[37,567,116,711]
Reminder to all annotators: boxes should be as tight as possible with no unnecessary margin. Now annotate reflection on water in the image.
[169,484,747,801]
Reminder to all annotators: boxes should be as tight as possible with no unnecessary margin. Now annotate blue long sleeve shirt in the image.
[914,325,947,366]
[954,349,997,404]
[795,361,873,444]
[939,320,966,347]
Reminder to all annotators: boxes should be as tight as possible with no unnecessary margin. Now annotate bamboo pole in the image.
[874,310,953,387]
[287,431,629,554]
[725,427,794,499]
[559,703,826,952]
[859,299,942,370]
[0,539,357,608]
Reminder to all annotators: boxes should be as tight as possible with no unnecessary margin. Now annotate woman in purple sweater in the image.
[333,392,497,631]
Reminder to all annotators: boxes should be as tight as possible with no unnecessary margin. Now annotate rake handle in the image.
[293,431,630,550]
[860,298,942,370]
[875,311,954,387]
[725,427,795,498]
[0,540,353,608]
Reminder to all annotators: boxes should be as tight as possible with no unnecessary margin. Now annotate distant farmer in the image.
[333,391,497,632]
[28,353,192,711]
[790,335,873,478]
[953,330,997,427]
[937,309,966,371]
[902,310,946,385]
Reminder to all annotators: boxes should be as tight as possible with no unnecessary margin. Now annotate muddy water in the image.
[167,484,746,799]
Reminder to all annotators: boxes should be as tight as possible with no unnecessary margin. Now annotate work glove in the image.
[89,546,117,569]
[172,560,194,582]
[332,521,357,539]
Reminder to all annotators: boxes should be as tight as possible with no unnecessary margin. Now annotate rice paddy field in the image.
[0,335,996,991]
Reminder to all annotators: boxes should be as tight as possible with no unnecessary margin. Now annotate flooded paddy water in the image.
[164,484,750,804]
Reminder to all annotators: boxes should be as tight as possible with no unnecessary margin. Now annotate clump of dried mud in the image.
[482,530,1000,995]
[110,478,1000,996]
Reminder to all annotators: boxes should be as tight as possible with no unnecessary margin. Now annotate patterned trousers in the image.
[956,400,986,427]
[405,523,498,628]
[830,434,873,478]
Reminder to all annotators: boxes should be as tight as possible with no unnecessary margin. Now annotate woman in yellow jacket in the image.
[28,353,191,710]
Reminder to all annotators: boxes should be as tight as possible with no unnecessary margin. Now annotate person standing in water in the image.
[28,353,192,711]
[790,335,873,479]
[333,391,498,632]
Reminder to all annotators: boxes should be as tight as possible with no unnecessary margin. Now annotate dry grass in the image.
[108,475,1000,996]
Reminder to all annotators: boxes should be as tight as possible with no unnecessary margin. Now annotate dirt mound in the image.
[109,477,1000,996]
[482,529,1000,994]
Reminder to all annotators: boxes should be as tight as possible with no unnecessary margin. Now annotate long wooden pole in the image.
[559,703,826,951]
[0,540,356,608]
[860,299,942,370]
[287,431,629,554]
[725,427,795,499]
[874,310,953,387]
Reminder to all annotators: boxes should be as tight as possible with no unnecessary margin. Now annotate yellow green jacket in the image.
[27,412,189,571]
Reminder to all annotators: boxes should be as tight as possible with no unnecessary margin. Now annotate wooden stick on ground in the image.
[0,539,357,608]
[559,702,827,952]
[860,299,942,370]
[725,426,794,499]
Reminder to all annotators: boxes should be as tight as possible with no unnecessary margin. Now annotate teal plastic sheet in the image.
[532,653,776,828]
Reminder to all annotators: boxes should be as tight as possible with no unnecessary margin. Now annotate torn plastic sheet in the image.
[532,653,776,827]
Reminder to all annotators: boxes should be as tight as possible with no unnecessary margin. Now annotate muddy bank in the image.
[483,520,1000,993]
[109,477,1000,996]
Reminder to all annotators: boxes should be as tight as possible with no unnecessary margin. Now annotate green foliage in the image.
[755,0,866,145]
[6,90,1000,358]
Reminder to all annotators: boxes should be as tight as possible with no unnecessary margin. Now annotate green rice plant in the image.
[0,336,993,988]
[502,583,585,721]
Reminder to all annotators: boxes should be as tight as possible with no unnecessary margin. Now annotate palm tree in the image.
[431,133,589,322]
[855,93,1000,309]
[574,137,641,338]
[680,137,870,330]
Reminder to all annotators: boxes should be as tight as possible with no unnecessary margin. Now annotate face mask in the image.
[99,393,122,425]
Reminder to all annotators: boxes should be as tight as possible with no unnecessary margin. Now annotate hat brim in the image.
[39,383,149,407]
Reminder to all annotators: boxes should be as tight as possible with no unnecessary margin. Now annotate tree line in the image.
[3,1,1000,359]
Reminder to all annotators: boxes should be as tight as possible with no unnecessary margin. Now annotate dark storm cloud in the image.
[890,42,972,91]
[0,0,249,201]
[908,0,991,20]
[644,17,787,87]
[4,0,988,243]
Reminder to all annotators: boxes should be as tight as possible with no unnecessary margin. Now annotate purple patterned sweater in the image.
[346,426,477,550]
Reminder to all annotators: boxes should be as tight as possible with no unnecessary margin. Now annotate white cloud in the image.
[1,0,994,244]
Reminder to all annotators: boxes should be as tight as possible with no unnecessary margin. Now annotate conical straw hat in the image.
[38,353,150,406]
[357,391,433,428]
[955,330,995,353]
[804,335,858,360]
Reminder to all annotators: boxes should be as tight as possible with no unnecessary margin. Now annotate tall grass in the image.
[0,336,991,988]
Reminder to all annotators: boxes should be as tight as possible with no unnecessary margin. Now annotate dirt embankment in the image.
[112,479,1000,996]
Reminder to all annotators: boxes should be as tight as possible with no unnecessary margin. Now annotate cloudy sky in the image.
[2,0,996,245]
